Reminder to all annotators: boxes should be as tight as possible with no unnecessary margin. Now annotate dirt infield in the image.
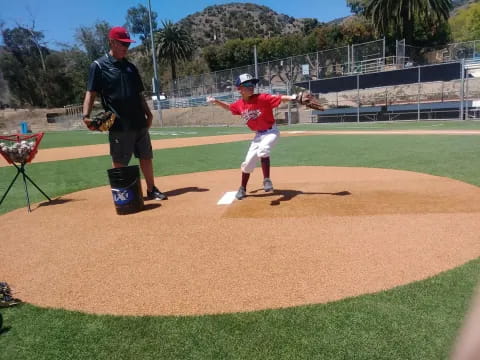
[2,165,480,316]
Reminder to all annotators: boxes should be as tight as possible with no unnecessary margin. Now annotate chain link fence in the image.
[405,40,480,66]
[7,39,479,132]
[171,40,385,99]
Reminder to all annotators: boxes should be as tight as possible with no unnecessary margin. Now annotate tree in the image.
[156,20,194,87]
[449,2,480,41]
[336,16,376,45]
[307,24,347,50]
[0,26,50,106]
[346,0,370,15]
[42,52,79,107]
[125,3,158,54]
[76,21,110,61]
[203,34,313,73]
[302,18,321,36]
[24,22,48,72]
[2,25,47,70]
[1,24,93,108]
[365,0,452,44]
[0,52,10,104]
[55,45,91,104]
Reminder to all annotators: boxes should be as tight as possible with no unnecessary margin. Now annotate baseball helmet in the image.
[235,73,259,87]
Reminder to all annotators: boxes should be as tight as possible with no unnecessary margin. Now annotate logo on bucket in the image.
[111,187,134,205]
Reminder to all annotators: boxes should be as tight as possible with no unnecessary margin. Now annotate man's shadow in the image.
[142,186,209,201]
[249,189,351,206]
[142,187,209,211]
[164,187,209,197]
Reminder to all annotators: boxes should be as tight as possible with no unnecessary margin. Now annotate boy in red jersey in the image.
[207,73,297,200]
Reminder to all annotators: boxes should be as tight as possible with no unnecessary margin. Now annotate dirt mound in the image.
[2,167,480,316]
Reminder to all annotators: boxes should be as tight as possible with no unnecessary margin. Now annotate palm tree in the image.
[365,0,452,44]
[156,20,194,90]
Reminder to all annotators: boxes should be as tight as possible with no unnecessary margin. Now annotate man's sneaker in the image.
[147,186,168,200]
[236,186,246,200]
[263,178,273,192]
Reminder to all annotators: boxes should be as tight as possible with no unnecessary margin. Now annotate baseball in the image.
[0,140,36,163]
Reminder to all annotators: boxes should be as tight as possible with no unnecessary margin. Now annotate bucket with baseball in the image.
[107,165,144,215]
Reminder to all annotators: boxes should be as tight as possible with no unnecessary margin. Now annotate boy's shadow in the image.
[249,189,351,206]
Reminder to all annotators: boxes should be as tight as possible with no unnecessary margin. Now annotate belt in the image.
[256,127,272,134]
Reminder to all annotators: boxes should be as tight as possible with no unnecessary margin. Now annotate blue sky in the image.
[1,1,352,48]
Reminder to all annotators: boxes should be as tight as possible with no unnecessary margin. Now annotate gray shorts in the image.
[109,128,153,165]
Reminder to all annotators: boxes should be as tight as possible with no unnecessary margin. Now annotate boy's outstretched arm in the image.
[206,96,231,111]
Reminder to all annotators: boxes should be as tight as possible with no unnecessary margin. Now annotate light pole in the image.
[147,0,162,126]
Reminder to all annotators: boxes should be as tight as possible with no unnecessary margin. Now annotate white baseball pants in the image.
[241,128,280,173]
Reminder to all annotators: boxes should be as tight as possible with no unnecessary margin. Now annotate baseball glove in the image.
[84,111,116,132]
[0,282,22,308]
[295,91,325,111]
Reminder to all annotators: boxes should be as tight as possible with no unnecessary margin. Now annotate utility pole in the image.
[254,45,258,79]
[147,0,162,126]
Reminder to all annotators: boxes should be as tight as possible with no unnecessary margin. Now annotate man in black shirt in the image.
[82,26,167,201]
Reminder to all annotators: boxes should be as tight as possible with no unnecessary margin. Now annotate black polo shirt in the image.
[87,54,147,131]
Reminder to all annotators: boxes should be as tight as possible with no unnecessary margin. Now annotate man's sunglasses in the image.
[116,41,131,48]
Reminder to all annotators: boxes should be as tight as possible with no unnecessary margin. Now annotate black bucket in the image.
[107,165,144,215]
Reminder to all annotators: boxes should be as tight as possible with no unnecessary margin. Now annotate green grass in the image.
[291,119,480,131]
[39,127,252,149]
[1,123,480,359]
[36,120,480,149]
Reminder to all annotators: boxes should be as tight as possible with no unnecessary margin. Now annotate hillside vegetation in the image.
[177,1,474,49]
[178,3,314,48]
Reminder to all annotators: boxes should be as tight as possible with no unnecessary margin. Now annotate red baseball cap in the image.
[108,26,135,43]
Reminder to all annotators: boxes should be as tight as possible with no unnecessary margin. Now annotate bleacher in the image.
[312,100,474,123]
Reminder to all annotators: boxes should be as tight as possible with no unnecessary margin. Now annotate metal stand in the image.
[0,162,51,212]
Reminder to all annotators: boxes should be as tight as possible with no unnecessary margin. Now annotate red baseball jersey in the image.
[229,93,282,131]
